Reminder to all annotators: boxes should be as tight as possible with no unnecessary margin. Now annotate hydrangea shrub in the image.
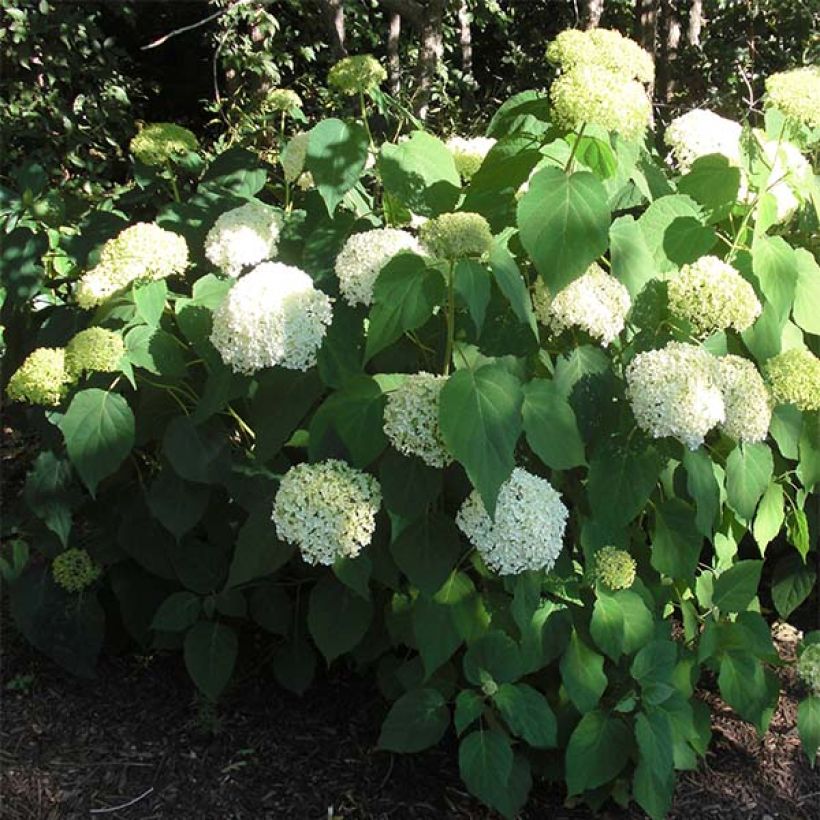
[3,29,820,818]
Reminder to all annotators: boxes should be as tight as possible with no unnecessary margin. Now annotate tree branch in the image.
[377,0,424,29]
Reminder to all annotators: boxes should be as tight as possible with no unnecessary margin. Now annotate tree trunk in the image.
[656,0,681,104]
[316,0,347,59]
[634,0,658,51]
[386,12,402,95]
[688,0,703,46]
[415,0,446,120]
[458,0,474,110]
[582,0,605,29]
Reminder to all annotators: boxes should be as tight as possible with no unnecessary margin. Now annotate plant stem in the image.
[443,260,456,376]
[359,90,375,151]
[564,123,586,173]
[168,169,181,203]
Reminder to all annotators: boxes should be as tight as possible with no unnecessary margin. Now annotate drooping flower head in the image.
[664,109,743,173]
[52,549,101,593]
[75,223,189,308]
[547,28,654,84]
[798,643,820,696]
[383,373,452,468]
[130,123,198,167]
[764,348,820,413]
[715,355,771,444]
[626,342,725,450]
[65,328,125,378]
[281,131,310,183]
[533,263,631,346]
[6,348,73,407]
[550,64,652,141]
[210,261,332,374]
[765,67,820,132]
[328,55,386,95]
[668,256,761,337]
[456,467,568,575]
[593,546,637,590]
[204,201,284,278]
[265,88,303,113]
[334,228,421,307]
[273,459,382,566]
[419,212,493,261]
[446,136,497,181]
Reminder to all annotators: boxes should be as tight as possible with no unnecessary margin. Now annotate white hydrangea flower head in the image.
[6,347,73,407]
[204,201,284,277]
[715,355,771,444]
[765,67,820,131]
[664,109,743,172]
[419,212,493,260]
[272,459,382,566]
[533,264,631,346]
[550,64,652,141]
[334,228,421,307]
[210,261,332,374]
[667,256,761,337]
[626,342,725,450]
[764,348,820,413]
[798,643,820,696]
[383,372,452,467]
[65,327,125,377]
[281,131,310,184]
[74,223,188,308]
[751,133,813,223]
[456,468,568,575]
[446,136,496,180]
[546,28,654,84]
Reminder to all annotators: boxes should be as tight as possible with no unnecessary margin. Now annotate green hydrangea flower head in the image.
[130,123,198,167]
[52,549,101,593]
[764,348,820,413]
[798,643,820,696]
[328,54,386,95]
[266,88,303,113]
[65,328,125,378]
[419,212,493,260]
[547,27,654,84]
[6,347,73,407]
[765,67,820,131]
[594,546,637,590]
[551,64,652,141]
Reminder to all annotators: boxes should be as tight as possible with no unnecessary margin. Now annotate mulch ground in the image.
[1,621,818,820]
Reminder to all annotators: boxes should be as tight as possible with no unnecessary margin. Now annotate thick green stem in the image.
[564,122,587,174]
[168,168,181,203]
[443,260,456,376]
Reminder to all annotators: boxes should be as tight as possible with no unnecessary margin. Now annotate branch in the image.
[377,0,425,29]
[141,0,259,51]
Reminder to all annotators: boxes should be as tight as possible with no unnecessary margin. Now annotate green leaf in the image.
[752,482,785,554]
[147,470,210,540]
[200,147,266,196]
[183,620,238,701]
[772,553,816,619]
[333,553,372,600]
[787,507,811,562]
[227,505,294,588]
[391,512,462,597]
[454,259,491,334]
[793,248,820,335]
[454,690,485,735]
[133,280,168,327]
[517,167,610,292]
[798,413,820,492]
[638,194,711,272]
[488,240,539,338]
[651,498,703,582]
[718,652,777,732]
[752,235,797,320]
[308,575,372,663]
[249,584,291,635]
[23,451,80,547]
[725,443,773,521]
[609,215,656,298]
[493,682,557,748]
[617,590,655,654]
[590,590,625,660]
[59,389,135,495]
[365,254,444,359]
[683,447,721,538]
[413,595,463,677]
[163,416,226,484]
[124,326,186,377]
[677,154,740,220]
[565,710,631,795]
[379,449,442,519]
[633,709,675,820]
[305,118,369,214]
[560,630,607,714]
[522,379,585,470]
[797,696,820,765]
[378,131,461,216]
[151,591,201,631]
[631,640,678,706]
[553,344,609,398]
[439,364,522,516]
[464,630,522,685]
[459,729,513,816]
[378,688,450,752]
[272,636,316,695]
[713,560,763,613]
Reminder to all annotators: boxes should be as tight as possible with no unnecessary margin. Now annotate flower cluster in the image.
[65,328,125,378]
[765,67,820,131]
[328,54,386,95]
[764,348,820,413]
[798,644,820,696]
[6,348,73,407]
[663,109,743,173]
[52,549,101,593]
[715,355,771,443]
[446,136,496,181]
[210,262,332,374]
[75,223,189,308]
[383,373,452,467]
[533,264,631,346]
[667,256,761,337]
[593,547,637,590]
[626,342,725,450]
[420,212,493,261]
[456,468,568,575]
[550,64,652,141]
[130,123,198,167]
[546,27,654,84]
[265,88,303,113]
[273,460,382,566]
[281,131,310,183]
[334,228,421,307]
[204,201,284,278]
